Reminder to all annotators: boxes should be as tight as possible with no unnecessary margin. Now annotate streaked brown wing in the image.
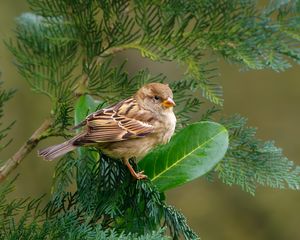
[75,98,154,143]
[73,101,120,130]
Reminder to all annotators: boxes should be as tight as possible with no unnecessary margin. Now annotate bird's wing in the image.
[75,98,155,143]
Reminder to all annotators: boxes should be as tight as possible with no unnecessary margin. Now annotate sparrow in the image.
[38,83,176,180]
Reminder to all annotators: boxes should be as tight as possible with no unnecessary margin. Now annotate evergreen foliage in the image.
[216,115,300,195]
[0,177,169,240]
[1,0,300,239]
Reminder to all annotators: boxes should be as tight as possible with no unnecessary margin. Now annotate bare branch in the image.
[0,119,52,183]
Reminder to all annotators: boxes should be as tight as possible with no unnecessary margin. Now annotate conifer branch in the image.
[0,119,52,183]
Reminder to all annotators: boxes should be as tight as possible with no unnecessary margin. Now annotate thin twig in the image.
[0,119,52,183]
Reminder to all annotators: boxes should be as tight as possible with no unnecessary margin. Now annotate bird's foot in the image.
[123,158,148,180]
[135,171,148,180]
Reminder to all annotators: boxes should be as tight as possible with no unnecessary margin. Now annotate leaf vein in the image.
[152,128,226,181]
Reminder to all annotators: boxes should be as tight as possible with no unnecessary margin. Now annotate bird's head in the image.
[135,83,176,113]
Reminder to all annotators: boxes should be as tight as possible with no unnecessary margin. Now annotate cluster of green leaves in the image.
[0,178,169,240]
[50,153,199,239]
[10,0,226,128]
[10,0,300,124]
[2,0,300,239]
[212,115,300,195]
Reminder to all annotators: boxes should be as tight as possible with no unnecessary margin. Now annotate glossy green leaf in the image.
[139,121,229,192]
[74,94,103,126]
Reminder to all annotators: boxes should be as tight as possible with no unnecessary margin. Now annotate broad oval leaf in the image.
[138,121,229,192]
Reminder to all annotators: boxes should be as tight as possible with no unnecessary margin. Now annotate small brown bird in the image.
[38,83,176,180]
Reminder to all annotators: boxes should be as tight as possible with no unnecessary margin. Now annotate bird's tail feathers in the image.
[38,138,78,161]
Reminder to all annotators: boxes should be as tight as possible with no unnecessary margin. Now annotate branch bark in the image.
[0,119,52,183]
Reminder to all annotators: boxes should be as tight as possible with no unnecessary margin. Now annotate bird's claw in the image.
[135,171,147,180]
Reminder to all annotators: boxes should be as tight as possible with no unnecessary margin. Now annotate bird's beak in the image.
[162,97,176,108]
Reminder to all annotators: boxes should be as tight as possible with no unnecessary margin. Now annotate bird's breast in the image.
[155,110,176,144]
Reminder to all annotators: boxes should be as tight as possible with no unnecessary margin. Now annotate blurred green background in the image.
[1,1,300,239]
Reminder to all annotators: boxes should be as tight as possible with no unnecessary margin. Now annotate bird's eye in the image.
[154,95,160,101]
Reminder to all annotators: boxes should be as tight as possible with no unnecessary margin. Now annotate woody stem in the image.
[0,119,52,183]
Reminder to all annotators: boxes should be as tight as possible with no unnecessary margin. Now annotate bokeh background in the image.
[1,1,300,239]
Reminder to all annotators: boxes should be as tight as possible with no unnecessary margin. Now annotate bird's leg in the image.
[123,158,147,180]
